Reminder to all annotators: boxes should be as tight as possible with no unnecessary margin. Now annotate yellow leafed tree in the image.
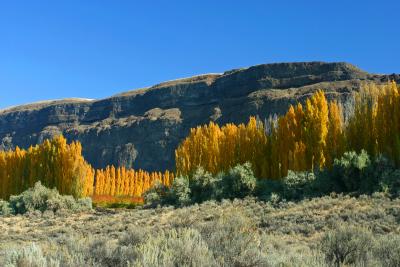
[0,136,94,199]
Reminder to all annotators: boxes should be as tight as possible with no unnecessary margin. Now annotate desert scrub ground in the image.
[0,194,399,266]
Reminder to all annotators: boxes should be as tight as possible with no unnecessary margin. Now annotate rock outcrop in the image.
[0,62,398,171]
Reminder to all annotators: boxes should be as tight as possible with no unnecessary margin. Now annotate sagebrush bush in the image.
[198,213,269,266]
[3,235,107,266]
[4,243,50,267]
[119,228,149,247]
[373,235,400,267]
[87,238,118,266]
[1,182,92,215]
[320,225,373,267]
[133,228,217,267]
[51,235,94,266]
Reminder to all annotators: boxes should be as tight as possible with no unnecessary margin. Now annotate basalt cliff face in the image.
[1,62,399,171]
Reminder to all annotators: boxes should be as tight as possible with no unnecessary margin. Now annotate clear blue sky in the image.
[1,1,399,109]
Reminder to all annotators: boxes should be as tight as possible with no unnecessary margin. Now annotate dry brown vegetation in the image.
[1,194,399,266]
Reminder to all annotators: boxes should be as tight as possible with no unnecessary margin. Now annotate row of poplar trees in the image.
[94,167,173,197]
[0,136,172,200]
[175,81,400,179]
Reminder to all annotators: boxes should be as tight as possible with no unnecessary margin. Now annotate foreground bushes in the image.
[2,213,271,267]
[0,182,92,215]
[373,235,400,267]
[3,213,400,267]
[1,192,399,266]
[320,225,373,266]
[320,225,400,267]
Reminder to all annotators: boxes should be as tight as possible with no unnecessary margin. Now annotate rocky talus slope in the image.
[0,62,398,171]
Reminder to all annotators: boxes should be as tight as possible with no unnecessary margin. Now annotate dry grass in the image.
[0,194,399,266]
[1,194,398,244]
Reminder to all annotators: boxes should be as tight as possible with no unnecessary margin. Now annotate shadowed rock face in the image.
[0,62,398,171]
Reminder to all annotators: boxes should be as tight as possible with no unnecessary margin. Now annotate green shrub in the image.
[143,180,169,207]
[332,150,371,192]
[254,178,282,201]
[3,182,92,215]
[360,154,399,195]
[221,162,257,199]
[315,151,400,196]
[145,163,256,206]
[166,175,191,206]
[255,171,315,201]
[320,225,373,267]
[145,175,192,207]
[380,169,400,197]
[190,167,223,203]
[0,199,12,215]
[255,151,400,202]
[281,171,316,200]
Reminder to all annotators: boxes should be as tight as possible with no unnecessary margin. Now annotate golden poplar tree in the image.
[303,90,329,170]
[0,136,94,199]
[346,83,378,157]
[325,101,345,167]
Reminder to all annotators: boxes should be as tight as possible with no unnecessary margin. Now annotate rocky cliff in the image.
[1,62,399,171]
